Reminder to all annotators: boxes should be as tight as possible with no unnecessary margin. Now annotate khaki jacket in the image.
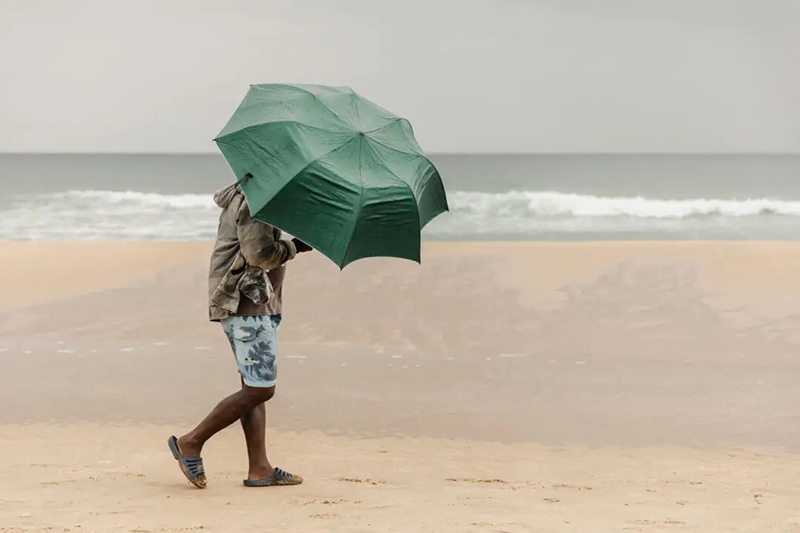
[208,185,296,321]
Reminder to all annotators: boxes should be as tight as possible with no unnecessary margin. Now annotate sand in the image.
[2,242,800,532]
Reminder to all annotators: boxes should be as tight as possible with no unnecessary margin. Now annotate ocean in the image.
[2,153,800,241]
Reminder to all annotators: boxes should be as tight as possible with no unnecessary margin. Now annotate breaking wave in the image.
[2,189,800,241]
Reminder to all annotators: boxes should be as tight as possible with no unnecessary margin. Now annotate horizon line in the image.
[2,151,800,157]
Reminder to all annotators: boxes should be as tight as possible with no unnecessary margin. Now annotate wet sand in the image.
[2,242,800,531]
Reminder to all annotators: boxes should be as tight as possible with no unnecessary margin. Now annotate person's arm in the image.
[236,201,297,270]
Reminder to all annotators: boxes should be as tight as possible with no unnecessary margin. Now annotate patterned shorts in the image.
[221,314,281,388]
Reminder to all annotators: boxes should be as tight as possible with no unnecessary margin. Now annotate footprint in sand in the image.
[469,522,517,532]
[302,498,348,506]
[337,477,386,485]
[445,478,508,484]
[552,483,593,491]
[627,520,686,527]
[448,477,533,491]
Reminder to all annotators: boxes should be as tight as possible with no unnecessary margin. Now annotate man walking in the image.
[169,179,312,489]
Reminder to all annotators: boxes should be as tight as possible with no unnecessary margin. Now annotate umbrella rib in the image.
[362,136,421,158]
[340,137,365,268]
[361,117,402,135]
[362,138,444,219]
[216,135,361,215]
[273,84,352,130]
[351,92,363,130]
[372,154,422,236]
[214,120,347,141]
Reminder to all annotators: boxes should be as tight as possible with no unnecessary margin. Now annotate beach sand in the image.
[2,242,800,531]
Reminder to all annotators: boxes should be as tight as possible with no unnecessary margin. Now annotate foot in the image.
[168,435,207,489]
[176,435,203,458]
[243,467,303,487]
[247,464,276,481]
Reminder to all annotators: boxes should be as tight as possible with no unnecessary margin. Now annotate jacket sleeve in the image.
[236,198,297,270]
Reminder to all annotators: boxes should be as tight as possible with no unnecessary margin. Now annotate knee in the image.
[243,384,275,405]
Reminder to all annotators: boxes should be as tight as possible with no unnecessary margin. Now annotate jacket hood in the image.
[213,183,242,209]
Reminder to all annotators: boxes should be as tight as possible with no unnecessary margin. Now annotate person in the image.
[168,178,312,489]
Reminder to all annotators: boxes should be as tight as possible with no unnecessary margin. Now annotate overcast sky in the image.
[1,0,799,153]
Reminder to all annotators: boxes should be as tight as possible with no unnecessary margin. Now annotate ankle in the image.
[177,434,203,456]
[249,462,274,476]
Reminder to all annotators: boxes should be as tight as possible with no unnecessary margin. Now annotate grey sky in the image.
[1,0,798,153]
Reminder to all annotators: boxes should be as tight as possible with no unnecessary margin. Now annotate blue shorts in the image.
[221,314,281,388]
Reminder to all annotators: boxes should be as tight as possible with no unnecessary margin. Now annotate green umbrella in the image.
[214,83,448,268]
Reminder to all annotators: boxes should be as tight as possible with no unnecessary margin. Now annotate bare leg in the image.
[239,379,275,479]
[177,384,275,459]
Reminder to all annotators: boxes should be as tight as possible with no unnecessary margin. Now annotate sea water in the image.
[2,153,800,241]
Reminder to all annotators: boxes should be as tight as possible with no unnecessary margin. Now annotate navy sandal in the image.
[243,467,303,487]
[168,436,207,489]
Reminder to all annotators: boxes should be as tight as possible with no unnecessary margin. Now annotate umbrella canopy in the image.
[214,84,448,268]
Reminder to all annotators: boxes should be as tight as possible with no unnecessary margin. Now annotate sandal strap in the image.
[274,467,293,478]
[184,457,205,475]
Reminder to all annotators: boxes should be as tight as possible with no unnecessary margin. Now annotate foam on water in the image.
[425,191,800,239]
[0,190,220,240]
[448,191,800,218]
[3,189,800,241]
